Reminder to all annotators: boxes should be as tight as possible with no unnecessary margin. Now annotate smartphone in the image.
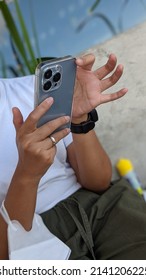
[34,56,76,131]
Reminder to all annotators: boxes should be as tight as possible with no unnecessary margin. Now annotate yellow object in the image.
[116,158,143,195]
[116,158,133,176]
[136,187,144,195]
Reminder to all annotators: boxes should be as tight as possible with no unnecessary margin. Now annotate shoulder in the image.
[0,75,35,95]
[0,75,35,118]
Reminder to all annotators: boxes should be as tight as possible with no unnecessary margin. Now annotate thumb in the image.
[12,107,24,132]
[76,54,95,71]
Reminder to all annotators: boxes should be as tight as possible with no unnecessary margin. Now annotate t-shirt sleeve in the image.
[63,132,73,148]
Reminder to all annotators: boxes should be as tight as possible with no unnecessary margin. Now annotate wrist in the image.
[71,114,88,124]
[13,163,41,186]
[71,109,98,134]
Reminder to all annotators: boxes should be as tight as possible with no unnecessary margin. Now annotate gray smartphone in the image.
[34,55,76,131]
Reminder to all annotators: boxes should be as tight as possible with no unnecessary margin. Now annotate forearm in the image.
[69,52,127,191]
[72,129,112,192]
[0,97,71,259]
[0,166,39,260]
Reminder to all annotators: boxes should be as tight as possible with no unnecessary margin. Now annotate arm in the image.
[67,53,128,193]
[0,97,70,259]
[67,130,112,192]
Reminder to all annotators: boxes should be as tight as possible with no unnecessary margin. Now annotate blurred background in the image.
[0,0,146,77]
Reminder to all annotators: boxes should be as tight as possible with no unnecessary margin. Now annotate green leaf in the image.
[10,36,26,76]
[76,13,117,35]
[0,51,7,78]
[29,0,41,63]
[14,0,37,70]
[0,1,33,73]
[89,0,101,13]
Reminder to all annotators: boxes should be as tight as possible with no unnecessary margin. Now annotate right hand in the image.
[12,97,70,183]
[73,53,128,120]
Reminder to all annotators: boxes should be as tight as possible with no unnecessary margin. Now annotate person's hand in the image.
[72,53,128,121]
[12,97,70,183]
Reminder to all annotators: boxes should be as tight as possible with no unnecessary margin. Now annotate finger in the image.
[76,53,95,71]
[40,127,70,149]
[41,137,57,150]
[12,107,24,133]
[94,53,117,80]
[23,97,54,133]
[50,127,71,146]
[100,64,124,91]
[100,88,128,104]
[35,115,70,140]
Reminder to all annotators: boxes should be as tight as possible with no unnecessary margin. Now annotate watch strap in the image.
[71,109,98,134]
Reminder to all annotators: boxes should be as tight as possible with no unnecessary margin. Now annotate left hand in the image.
[72,53,128,121]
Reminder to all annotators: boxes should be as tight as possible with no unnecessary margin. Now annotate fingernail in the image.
[46,97,54,104]
[65,116,70,122]
[76,58,83,64]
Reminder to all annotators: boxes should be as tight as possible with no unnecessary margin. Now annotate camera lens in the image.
[44,69,52,79]
[43,80,52,91]
[53,72,61,83]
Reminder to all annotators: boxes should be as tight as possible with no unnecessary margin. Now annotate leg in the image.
[41,190,97,260]
[92,179,146,259]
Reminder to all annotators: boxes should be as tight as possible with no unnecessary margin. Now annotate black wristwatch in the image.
[71,109,98,134]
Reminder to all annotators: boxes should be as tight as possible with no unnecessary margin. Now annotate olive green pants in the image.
[41,179,146,260]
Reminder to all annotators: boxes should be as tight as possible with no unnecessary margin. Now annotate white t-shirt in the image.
[0,76,81,214]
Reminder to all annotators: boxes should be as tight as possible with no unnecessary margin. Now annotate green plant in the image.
[76,0,117,37]
[0,0,40,77]
[1,0,145,77]
[88,0,146,32]
[0,0,121,77]
[0,0,110,77]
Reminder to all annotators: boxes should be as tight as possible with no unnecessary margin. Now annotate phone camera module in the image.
[43,80,52,91]
[44,69,52,80]
[53,72,61,83]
